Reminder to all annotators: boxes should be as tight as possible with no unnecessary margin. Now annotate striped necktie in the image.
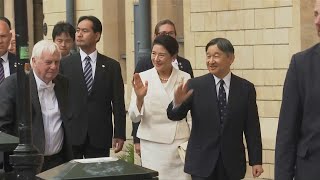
[0,58,4,84]
[83,56,93,93]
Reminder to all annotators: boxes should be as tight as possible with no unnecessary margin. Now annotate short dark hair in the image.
[52,21,76,41]
[78,16,102,33]
[154,19,176,36]
[205,38,234,55]
[0,17,11,29]
[152,34,179,56]
[77,16,102,42]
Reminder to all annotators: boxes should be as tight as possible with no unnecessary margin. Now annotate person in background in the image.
[0,16,16,172]
[52,21,76,57]
[8,29,16,55]
[129,35,192,180]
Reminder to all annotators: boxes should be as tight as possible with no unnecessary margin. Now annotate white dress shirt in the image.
[79,48,97,80]
[34,72,63,156]
[1,52,11,78]
[213,72,231,103]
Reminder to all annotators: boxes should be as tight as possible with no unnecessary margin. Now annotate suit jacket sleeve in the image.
[0,75,16,134]
[275,55,301,180]
[128,87,145,123]
[167,82,193,121]
[244,83,262,166]
[112,61,126,140]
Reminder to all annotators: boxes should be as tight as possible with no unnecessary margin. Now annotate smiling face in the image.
[206,44,234,79]
[151,44,174,74]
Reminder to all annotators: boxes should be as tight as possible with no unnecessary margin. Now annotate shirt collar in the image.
[173,58,178,64]
[0,52,9,63]
[33,71,54,91]
[213,71,231,89]
[79,48,97,63]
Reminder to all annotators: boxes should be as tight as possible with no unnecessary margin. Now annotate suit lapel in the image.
[177,56,184,71]
[203,74,220,124]
[202,73,220,124]
[53,76,66,116]
[30,72,42,119]
[91,53,106,94]
[164,68,179,100]
[73,53,88,96]
[149,68,172,107]
[224,74,239,127]
[8,53,17,74]
[30,72,45,153]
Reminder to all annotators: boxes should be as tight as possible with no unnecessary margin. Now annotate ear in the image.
[153,33,158,40]
[229,54,235,65]
[31,57,36,68]
[95,32,101,42]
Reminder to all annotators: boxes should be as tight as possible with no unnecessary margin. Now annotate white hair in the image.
[31,40,60,60]
[30,40,61,68]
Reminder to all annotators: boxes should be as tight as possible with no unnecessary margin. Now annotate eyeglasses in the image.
[157,31,176,37]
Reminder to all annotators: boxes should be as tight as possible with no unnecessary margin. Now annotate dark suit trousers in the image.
[72,136,110,159]
[41,150,65,172]
[3,151,13,172]
[191,155,236,180]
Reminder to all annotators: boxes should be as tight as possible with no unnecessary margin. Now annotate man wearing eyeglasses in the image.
[132,19,194,156]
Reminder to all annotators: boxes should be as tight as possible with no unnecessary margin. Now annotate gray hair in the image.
[31,40,61,60]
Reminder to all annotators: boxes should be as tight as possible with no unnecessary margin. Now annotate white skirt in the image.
[140,138,191,180]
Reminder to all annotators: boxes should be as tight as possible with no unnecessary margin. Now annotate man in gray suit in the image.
[275,0,320,179]
[0,40,73,172]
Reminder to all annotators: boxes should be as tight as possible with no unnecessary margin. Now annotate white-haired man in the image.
[0,40,73,172]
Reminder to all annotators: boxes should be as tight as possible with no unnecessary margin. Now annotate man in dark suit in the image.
[275,1,320,179]
[167,38,263,180]
[0,16,17,172]
[0,17,16,82]
[60,16,126,159]
[132,19,194,156]
[52,21,76,57]
[0,40,73,172]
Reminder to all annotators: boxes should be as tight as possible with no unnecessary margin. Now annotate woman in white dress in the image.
[128,35,191,180]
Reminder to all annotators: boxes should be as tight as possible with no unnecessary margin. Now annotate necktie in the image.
[84,56,93,93]
[38,82,55,91]
[38,82,55,110]
[218,80,227,126]
[0,58,4,84]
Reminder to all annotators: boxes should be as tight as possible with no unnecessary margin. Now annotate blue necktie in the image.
[83,56,93,93]
[0,58,4,84]
[218,80,227,126]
